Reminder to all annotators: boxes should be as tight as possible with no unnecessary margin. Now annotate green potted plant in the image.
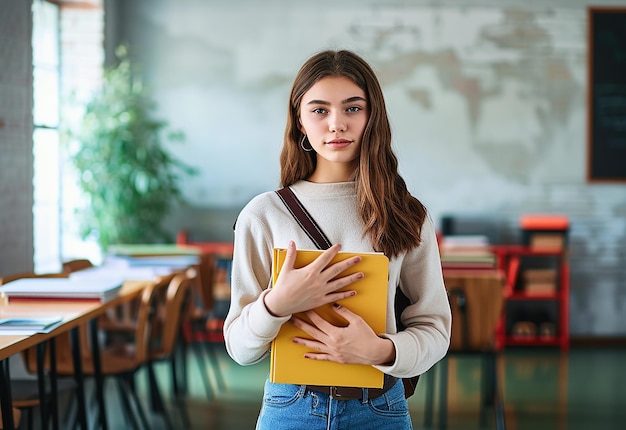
[68,45,197,252]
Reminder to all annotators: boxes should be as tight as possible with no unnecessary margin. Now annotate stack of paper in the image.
[0,278,123,303]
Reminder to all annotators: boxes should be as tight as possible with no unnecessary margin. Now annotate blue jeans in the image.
[256,377,413,430]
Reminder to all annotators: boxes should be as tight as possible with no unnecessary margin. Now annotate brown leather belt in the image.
[305,374,398,401]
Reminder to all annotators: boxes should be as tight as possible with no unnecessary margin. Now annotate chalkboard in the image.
[587,8,626,182]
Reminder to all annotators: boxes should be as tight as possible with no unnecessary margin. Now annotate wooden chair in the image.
[181,253,228,398]
[176,231,229,397]
[61,259,94,274]
[0,272,66,285]
[0,272,78,430]
[61,257,148,342]
[94,270,194,428]
[0,407,20,430]
[97,275,174,337]
[145,271,194,429]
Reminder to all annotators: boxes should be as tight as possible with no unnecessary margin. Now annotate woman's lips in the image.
[326,139,353,148]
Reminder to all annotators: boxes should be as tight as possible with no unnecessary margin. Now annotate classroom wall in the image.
[0,1,624,338]
[0,1,34,277]
[109,0,626,338]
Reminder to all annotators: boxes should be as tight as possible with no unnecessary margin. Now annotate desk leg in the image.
[438,357,449,430]
[479,352,489,426]
[36,342,48,430]
[90,318,108,430]
[70,327,88,430]
[49,337,59,430]
[480,351,506,430]
[0,358,15,430]
[493,353,506,430]
[423,365,435,428]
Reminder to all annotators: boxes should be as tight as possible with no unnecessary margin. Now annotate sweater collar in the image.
[290,180,356,198]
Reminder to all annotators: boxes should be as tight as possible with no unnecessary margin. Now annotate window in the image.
[32,0,61,272]
[32,0,105,271]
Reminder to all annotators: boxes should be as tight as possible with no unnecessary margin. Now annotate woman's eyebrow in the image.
[343,96,367,104]
[305,96,367,106]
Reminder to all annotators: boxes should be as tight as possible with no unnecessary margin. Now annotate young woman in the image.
[224,49,451,429]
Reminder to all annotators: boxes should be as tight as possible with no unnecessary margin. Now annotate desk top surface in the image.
[0,279,148,359]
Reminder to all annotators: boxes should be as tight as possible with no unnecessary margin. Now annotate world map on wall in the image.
[335,8,585,183]
[155,4,586,205]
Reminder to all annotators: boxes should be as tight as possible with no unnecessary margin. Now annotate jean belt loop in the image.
[361,388,368,403]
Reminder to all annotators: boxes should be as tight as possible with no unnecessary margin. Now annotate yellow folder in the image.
[269,248,389,388]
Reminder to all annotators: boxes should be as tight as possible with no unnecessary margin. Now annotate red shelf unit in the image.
[493,245,569,352]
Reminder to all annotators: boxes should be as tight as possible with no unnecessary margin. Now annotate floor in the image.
[33,343,626,430]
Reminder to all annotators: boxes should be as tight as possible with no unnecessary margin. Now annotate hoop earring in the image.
[300,135,313,152]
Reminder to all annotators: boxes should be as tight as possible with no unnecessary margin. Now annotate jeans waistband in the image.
[304,374,398,401]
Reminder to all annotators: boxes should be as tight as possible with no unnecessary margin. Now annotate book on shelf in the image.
[269,248,389,388]
[0,316,64,334]
[0,278,123,303]
[440,234,490,247]
[440,254,497,270]
[440,234,497,270]
[522,269,558,295]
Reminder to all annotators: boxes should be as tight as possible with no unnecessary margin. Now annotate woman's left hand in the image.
[290,304,396,366]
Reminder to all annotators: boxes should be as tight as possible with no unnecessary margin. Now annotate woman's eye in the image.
[346,106,362,113]
[312,108,327,114]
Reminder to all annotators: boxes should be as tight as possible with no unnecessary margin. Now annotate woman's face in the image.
[299,76,369,179]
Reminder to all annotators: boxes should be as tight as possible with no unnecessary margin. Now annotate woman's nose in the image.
[329,115,346,132]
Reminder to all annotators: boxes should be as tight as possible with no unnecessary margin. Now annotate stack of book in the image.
[106,244,200,268]
[439,235,497,270]
[0,278,123,303]
[0,316,64,334]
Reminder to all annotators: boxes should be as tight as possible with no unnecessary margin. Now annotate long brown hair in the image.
[280,50,427,257]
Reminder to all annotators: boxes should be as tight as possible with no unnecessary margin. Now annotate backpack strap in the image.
[275,187,332,250]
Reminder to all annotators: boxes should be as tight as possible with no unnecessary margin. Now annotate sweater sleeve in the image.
[223,200,290,366]
[374,215,452,378]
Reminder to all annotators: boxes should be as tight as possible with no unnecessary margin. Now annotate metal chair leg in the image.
[202,341,226,391]
[120,374,150,430]
[115,378,140,430]
[146,362,174,430]
[191,342,214,399]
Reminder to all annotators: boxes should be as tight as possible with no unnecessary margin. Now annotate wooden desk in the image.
[444,269,505,352]
[0,280,147,430]
[424,268,506,430]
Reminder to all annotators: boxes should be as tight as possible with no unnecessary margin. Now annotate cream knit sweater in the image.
[224,180,451,379]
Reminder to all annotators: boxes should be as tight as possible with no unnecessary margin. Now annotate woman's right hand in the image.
[263,241,364,317]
